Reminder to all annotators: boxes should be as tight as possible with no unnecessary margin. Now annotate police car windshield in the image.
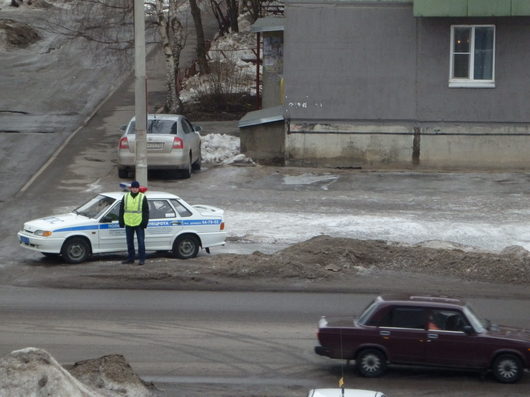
[75,195,116,219]
[127,120,176,135]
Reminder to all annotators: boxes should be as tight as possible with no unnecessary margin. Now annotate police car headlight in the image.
[35,230,52,237]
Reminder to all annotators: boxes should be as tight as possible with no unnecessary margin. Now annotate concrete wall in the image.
[240,121,286,165]
[419,124,530,169]
[286,131,413,168]
[286,122,530,169]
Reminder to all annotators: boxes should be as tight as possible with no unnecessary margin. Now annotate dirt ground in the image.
[66,354,156,396]
[6,236,530,299]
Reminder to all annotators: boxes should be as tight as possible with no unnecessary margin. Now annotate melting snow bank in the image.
[224,210,530,253]
[201,133,254,165]
[0,347,153,397]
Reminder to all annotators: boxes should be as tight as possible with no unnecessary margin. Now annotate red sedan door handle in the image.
[380,330,391,336]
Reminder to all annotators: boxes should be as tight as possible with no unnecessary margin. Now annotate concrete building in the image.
[240,0,530,169]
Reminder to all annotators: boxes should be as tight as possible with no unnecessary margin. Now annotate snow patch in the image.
[201,133,253,165]
[224,210,530,253]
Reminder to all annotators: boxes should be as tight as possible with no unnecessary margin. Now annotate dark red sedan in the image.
[315,295,530,383]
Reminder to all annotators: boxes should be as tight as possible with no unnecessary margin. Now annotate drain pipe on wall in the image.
[412,126,421,166]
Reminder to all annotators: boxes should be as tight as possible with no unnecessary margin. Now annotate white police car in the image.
[17,191,226,263]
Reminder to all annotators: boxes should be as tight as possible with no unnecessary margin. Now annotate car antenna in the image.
[339,375,345,397]
[339,329,345,396]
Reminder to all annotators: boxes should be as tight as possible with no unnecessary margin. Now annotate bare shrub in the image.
[200,58,253,97]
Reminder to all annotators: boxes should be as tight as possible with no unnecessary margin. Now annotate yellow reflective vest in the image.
[123,192,145,227]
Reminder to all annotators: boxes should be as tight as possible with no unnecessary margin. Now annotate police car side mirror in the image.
[120,124,127,131]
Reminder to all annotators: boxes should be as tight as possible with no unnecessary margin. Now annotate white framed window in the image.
[449,25,495,88]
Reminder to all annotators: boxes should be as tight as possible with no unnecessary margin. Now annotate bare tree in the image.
[189,0,209,75]
[226,0,238,32]
[241,0,261,23]
[153,0,186,113]
[209,0,238,35]
[42,0,137,52]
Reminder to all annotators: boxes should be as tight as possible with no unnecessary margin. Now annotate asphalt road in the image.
[0,287,529,396]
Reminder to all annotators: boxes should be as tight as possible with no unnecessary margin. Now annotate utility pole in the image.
[134,0,148,187]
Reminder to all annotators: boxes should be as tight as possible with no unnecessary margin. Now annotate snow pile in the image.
[0,348,100,397]
[201,133,254,165]
[0,348,152,397]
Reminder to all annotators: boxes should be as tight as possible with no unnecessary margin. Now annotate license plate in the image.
[147,142,164,150]
[20,236,30,244]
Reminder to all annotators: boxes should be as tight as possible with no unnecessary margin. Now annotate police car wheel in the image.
[173,235,199,259]
[61,237,91,264]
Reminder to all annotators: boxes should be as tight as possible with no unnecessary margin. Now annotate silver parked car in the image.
[117,114,202,179]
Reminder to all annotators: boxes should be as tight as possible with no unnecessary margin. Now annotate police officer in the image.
[119,181,149,265]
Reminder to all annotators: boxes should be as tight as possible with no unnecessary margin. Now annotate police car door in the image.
[146,199,182,250]
[98,201,126,252]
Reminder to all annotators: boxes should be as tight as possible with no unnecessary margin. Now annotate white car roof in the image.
[128,114,184,122]
[308,389,386,397]
[101,191,181,200]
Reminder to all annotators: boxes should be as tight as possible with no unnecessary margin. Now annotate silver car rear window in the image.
[127,120,177,135]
